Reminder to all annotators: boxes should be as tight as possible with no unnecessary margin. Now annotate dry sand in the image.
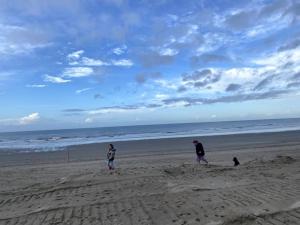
[0,131,299,225]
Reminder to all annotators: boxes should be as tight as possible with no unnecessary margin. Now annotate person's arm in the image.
[200,143,204,151]
[196,144,201,154]
[112,149,116,158]
[200,143,205,154]
[196,143,204,154]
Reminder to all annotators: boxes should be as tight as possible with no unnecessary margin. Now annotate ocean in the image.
[1,118,300,152]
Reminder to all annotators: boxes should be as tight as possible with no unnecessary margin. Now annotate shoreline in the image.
[1,118,300,152]
[1,129,300,167]
[1,128,300,153]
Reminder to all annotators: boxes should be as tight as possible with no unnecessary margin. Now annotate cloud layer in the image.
[0,0,300,130]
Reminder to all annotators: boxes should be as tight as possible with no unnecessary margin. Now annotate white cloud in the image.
[26,84,46,88]
[88,108,129,114]
[0,113,40,126]
[19,112,40,125]
[177,24,199,44]
[81,57,110,66]
[159,48,178,56]
[164,100,189,108]
[167,14,179,22]
[65,49,133,68]
[155,94,169,100]
[112,45,127,55]
[67,50,84,61]
[224,67,259,80]
[0,24,50,55]
[113,48,124,55]
[62,67,94,78]
[76,88,92,94]
[112,59,134,67]
[68,55,110,66]
[154,79,179,90]
[69,61,79,66]
[196,33,230,54]
[246,15,293,38]
[66,49,106,67]
[154,45,300,98]
[44,75,71,83]
[253,47,300,67]
[87,105,148,115]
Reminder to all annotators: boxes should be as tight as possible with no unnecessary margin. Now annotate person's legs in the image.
[110,160,115,170]
[200,155,208,164]
[108,160,112,170]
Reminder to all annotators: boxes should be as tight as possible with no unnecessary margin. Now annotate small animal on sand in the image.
[233,157,240,166]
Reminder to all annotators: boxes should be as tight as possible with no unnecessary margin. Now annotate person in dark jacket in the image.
[107,144,116,170]
[193,140,208,164]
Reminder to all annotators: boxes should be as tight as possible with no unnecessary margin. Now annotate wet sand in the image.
[1,130,300,167]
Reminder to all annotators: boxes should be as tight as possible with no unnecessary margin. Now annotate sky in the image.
[0,0,300,132]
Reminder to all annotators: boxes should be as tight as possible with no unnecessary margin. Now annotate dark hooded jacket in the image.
[196,143,205,156]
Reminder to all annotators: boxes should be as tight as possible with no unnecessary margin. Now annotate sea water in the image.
[0,118,300,152]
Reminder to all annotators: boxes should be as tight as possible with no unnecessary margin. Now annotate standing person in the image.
[107,144,116,170]
[193,140,208,164]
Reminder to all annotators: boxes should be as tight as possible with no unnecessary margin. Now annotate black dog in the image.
[233,157,240,166]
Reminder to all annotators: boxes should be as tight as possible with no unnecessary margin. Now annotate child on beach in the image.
[193,140,208,164]
[107,144,116,170]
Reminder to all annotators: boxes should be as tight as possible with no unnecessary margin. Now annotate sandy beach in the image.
[0,131,299,225]
[1,0,300,224]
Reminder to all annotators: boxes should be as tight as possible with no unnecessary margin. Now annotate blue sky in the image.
[0,0,300,131]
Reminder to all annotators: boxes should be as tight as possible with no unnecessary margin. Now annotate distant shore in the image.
[1,129,300,167]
